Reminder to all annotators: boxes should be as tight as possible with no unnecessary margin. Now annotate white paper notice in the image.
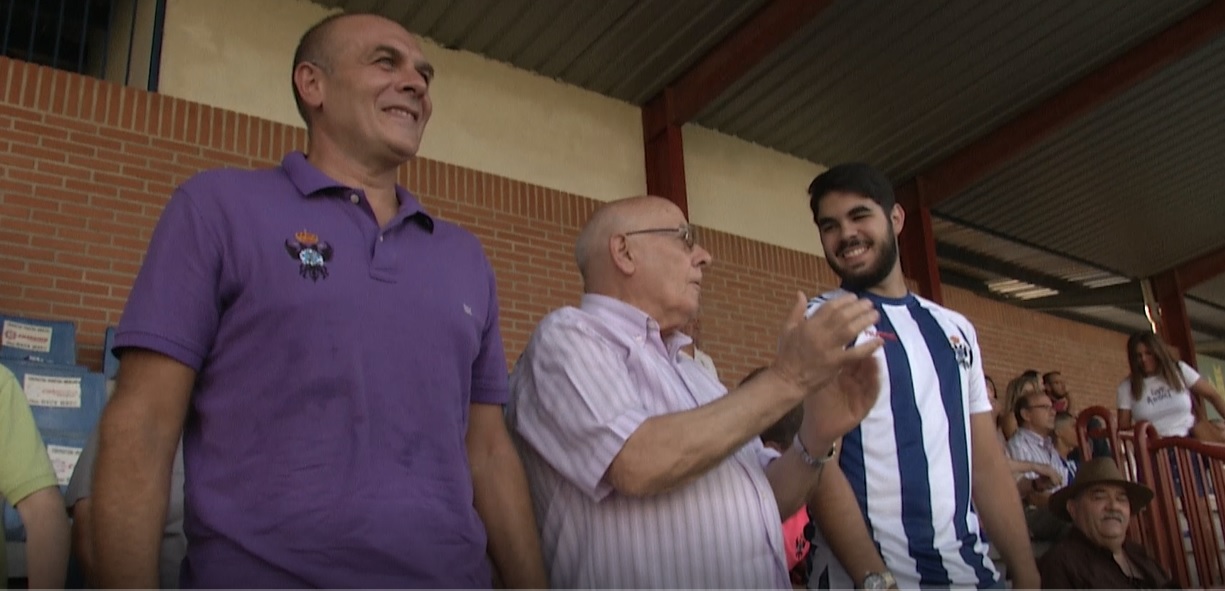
[2,320,54,353]
[46,445,83,486]
[22,374,83,408]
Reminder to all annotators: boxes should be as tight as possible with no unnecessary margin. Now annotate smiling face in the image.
[297,14,434,167]
[1068,483,1132,552]
[814,191,903,294]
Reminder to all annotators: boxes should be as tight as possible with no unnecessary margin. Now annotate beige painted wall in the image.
[683,125,826,256]
[157,0,827,254]
[159,0,645,202]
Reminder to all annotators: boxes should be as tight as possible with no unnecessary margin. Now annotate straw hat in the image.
[1049,458,1154,521]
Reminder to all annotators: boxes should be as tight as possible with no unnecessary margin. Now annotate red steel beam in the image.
[896,179,943,304]
[642,0,834,140]
[641,0,834,213]
[911,0,1225,208]
[643,90,689,214]
[1152,271,1197,366]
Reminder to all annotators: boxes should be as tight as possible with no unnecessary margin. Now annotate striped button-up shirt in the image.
[507,294,789,589]
[1006,427,1073,490]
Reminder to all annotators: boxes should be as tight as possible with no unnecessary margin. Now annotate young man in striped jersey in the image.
[804,163,1040,589]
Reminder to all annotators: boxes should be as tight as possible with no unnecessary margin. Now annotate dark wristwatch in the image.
[862,570,896,590]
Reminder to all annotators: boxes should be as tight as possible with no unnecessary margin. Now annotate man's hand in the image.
[773,292,882,399]
[1034,464,1063,488]
[801,353,881,446]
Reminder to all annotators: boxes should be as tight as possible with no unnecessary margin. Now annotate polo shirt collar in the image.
[580,294,693,359]
[280,151,434,233]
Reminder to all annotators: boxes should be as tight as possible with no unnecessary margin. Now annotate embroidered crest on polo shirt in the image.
[949,334,973,368]
[284,230,333,282]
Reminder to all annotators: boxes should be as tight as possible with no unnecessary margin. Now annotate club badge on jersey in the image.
[949,335,973,369]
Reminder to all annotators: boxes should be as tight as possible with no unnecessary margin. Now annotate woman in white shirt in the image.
[1117,332,1225,437]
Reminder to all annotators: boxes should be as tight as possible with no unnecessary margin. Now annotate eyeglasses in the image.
[624,224,696,250]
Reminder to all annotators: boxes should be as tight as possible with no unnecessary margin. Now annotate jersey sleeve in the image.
[962,320,992,415]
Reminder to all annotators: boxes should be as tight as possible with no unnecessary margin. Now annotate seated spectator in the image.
[66,429,187,588]
[1053,411,1083,476]
[0,365,70,588]
[1039,458,1175,589]
[1000,374,1042,440]
[1044,371,1073,413]
[1007,391,1073,541]
[747,367,810,586]
[989,380,1064,494]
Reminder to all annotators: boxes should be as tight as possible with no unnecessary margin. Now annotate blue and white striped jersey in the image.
[806,289,998,589]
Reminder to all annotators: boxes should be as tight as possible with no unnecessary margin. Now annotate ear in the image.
[294,61,326,115]
[890,203,905,236]
[609,234,636,275]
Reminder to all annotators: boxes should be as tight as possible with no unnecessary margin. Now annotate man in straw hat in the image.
[1038,458,1175,589]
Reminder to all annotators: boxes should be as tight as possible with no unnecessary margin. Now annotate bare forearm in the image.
[810,464,885,586]
[18,487,70,589]
[763,433,833,517]
[71,500,97,586]
[974,458,1038,586]
[1197,381,1225,418]
[1007,459,1039,474]
[471,442,547,588]
[613,369,803,495]
[970,413,1038,587]
[92,402,178,587]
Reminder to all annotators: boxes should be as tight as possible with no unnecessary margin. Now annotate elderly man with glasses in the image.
[507,195,885,588]
[1007,389,1074,542]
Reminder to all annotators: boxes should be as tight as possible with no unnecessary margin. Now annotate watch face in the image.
[863,573,888,590]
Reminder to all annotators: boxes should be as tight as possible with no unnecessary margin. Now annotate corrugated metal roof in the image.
[694,0,1208,180]
[933,216,1129,289]
[938,29,1225,279]
[312,0,767,104]
[1190,274,1225,312]
[1185,297,1225,336]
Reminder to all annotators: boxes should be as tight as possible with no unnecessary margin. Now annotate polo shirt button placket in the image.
[349,193,360,204]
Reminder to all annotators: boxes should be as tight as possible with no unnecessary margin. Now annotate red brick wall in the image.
[0,58,1127,410]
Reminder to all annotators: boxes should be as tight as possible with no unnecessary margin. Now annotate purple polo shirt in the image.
[115,152,508,588]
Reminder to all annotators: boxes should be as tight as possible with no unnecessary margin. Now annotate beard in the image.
[829,225,900,292]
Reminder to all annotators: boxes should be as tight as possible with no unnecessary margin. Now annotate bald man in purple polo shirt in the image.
[89,13,546,588]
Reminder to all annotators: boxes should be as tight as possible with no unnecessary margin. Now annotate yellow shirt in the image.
[0,365,59,585]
